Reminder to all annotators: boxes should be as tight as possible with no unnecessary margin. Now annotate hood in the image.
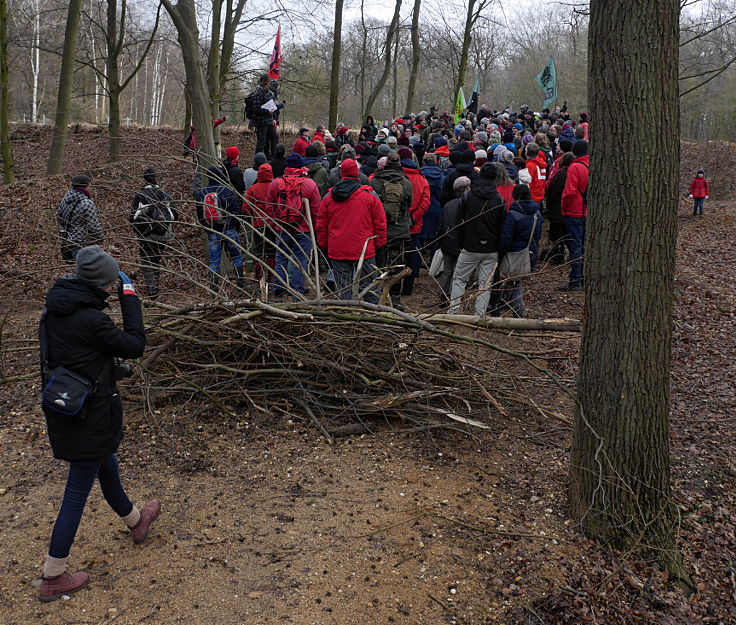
[45,275,109,316]
[330,179,362,202]
[573,155,590,166]
[256,163,274,183]
[305,160,323,172]
[401,161,419,171]
[374,168,406,184]
[421,164,443,181]
[456,162,475,175]
[560,128,575,142]
[511,200,540,216]
[469,178,499,201]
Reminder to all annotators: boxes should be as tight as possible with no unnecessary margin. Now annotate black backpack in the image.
[244,92,257,120]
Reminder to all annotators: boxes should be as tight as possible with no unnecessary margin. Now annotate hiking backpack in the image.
[244,92,257,120]
[378,178,407,225]
[132,188,175,241]
[277,176,307,229]
[203,191,226,225]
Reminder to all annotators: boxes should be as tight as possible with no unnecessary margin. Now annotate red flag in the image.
[268,26,282,80]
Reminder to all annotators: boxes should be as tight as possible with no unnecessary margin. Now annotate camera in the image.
[113,360,134,380]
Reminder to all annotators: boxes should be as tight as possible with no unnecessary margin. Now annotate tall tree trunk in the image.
[363,0,402,120]
[161,0,216,168]
[106,0,122,160]
[568,0,690,587]
[391,27,399,115]
[47,0,83,175]
[454,0,476,97]
[328,0,344,130]
[404,0,421,115]
[207,0,222,157]
[30,0,40,123]
[0,0,13,183]
[359,0,367,106]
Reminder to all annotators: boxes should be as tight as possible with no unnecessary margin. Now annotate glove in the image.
[688,194,693,199]
[118,271,136,296]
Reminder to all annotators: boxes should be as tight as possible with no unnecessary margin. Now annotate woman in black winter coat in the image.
[37,246,159,602]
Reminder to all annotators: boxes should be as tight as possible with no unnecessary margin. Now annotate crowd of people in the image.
[57,84,602,316]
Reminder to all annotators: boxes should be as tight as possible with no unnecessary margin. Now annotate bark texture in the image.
[46,0,83,175]
[0,0,13,183]
[404,0,421,115]
[362,0,402,120]
[328,0,344,130]
[569,0,687,582]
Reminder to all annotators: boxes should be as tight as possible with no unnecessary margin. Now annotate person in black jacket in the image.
[251,74,283,158]
[448,163,506,315]
[269,144,287,179]
[543,152,574,265]
[38,246,157,602]
[437,176,471,303]
[129,168,177,298]
[223,146,245,196]
[441,149,478,206]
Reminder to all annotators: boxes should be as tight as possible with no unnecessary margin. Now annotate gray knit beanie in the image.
[75,245,120,288]
[377,144,391,157]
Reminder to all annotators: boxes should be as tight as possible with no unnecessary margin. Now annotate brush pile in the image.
[132,298,576,439]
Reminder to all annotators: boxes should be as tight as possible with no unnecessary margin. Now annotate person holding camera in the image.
[37,246,160,602]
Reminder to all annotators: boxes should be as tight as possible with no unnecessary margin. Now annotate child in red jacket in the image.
[689,169,709,216]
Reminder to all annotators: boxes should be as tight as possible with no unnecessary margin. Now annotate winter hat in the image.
[479,162,496,179]
[387,136,398,147]
[475,131,488,143]
[340,158,360,180]
[697,169,704,175]
[475,149,488,160]
[513,123,523,131]
[453,176,471,192]
[143,167,157,184]
[340,145,357,160]
[493,144,506,157]
[253,152,267,167]
[502,129,515,142]
[354,143,366,155]
[397,147,415,161]
[500,150,515,163]
[397,136,410,146]
[558,138,573,153]
[449,151,463,165]
[299,127,309,134]
[572,140,589,157]
[522,134,535,145]
[225,146,240,160]
[377,144,392,157]
[71,174,90,187]
[377,156,388,170]
[377,128,389,137]
[434,136,449,149]
[75,245,120,288]
[286,153,305,168]
[408,135,422,146]
[305,144,320,157]
[460,149,476,164]
[518,168,532,185]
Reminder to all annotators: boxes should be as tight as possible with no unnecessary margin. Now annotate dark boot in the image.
[39,571,89,602]
[130,500,161,544]
[234,265,247,289]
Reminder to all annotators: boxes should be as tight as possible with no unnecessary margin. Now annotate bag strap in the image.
[525,213,538,250]
[39,309,49,382]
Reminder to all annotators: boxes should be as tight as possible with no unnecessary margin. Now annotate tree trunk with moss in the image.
[569,0,691,588]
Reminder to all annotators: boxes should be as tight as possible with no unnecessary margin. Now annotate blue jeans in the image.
[49,455,133,558]
[274,231,312,296]
[330,257,378,303]
[693,197,704,215]
[564,217,586,288]
[208,228,244,275]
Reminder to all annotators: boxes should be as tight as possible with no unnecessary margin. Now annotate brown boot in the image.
[130,499,161,544]
[39,570,89,602]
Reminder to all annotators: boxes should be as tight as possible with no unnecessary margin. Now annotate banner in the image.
[535,57,557,109]
[268,26,283,80]
[467,77,480,115]
[454,88,467,125]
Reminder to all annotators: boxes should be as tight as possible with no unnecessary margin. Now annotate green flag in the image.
[454,88,467,125]
[535,57,557,109]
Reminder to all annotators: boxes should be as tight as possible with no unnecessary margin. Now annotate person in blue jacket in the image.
[490,184,542,317]
[420,153,445,250]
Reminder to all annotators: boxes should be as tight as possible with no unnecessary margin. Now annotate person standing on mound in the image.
[37,246,160,602]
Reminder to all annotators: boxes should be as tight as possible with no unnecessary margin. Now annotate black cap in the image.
[71,174,90,187]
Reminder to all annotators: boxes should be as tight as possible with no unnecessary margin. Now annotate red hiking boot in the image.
[39,570,89,602]
[130,499,161,544]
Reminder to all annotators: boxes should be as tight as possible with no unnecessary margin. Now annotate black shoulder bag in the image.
[39,310,96,417]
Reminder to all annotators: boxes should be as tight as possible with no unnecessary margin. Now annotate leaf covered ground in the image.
[0,126,734,624]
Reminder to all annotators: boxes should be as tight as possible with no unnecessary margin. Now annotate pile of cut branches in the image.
[132,299,577,440]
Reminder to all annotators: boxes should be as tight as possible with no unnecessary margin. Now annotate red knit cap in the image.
[340,158,360,180]
[225,146,240,160]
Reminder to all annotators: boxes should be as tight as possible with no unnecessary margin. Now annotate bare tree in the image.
[0,0,13,182]
[328,0,344,130]
[363,0,402,120]
[404,0,421,115]
[454,0,492,97]
[47,0,83,175]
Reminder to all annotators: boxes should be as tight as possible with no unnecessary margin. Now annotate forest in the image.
[0,0,735,623]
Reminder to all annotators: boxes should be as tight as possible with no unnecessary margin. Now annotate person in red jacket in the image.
[559,140,589,291]
[689,169,709,216]
[398,147,431,295]
[267,153,322,298]
[243,163,276,283]
[524,142,548,207]
[292,128,311,156]
[316,159,386,302]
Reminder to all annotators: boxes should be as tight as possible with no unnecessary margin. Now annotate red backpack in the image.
[203,191,225,225]
[277,175,307,229]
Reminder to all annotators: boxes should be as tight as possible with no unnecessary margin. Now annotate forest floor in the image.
[0,125,735,625]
